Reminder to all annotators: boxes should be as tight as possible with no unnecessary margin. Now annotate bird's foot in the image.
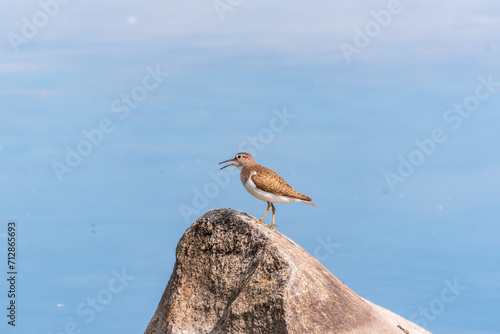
[253,218,265,225]
[266,223,277,229]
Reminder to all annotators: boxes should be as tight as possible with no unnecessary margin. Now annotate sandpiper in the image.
[219,152,318,229]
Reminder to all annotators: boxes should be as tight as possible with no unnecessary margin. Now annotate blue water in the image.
[1,1,500,333]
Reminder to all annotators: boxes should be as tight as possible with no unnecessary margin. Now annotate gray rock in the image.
[145,208,430,334]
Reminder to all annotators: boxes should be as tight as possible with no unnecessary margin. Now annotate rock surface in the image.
[145,208,431,334]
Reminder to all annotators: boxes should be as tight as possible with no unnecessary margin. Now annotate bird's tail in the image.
[303,200,319,207]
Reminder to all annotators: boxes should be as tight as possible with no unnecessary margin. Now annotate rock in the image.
[145,208,430,334]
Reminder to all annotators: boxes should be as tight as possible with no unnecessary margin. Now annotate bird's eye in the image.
[237,155,242,159]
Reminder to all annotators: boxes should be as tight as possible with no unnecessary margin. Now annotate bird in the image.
[219,152,318,229]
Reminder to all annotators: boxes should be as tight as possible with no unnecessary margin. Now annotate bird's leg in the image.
[257,202,271,224]
[267,203,277,229]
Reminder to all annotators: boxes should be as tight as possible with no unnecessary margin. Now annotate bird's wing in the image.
[250,165,312,201]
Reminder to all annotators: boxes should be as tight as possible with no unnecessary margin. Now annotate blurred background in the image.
[1,1,499,333]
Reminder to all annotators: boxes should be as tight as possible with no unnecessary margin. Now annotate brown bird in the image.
[219,152,318,229]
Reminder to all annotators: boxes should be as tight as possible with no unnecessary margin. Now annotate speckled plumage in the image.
[240,164,312,202]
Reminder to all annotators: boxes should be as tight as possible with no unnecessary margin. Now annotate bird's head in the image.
[219,152,255,170]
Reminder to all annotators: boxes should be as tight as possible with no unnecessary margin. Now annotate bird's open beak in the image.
[219,158,236,170]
